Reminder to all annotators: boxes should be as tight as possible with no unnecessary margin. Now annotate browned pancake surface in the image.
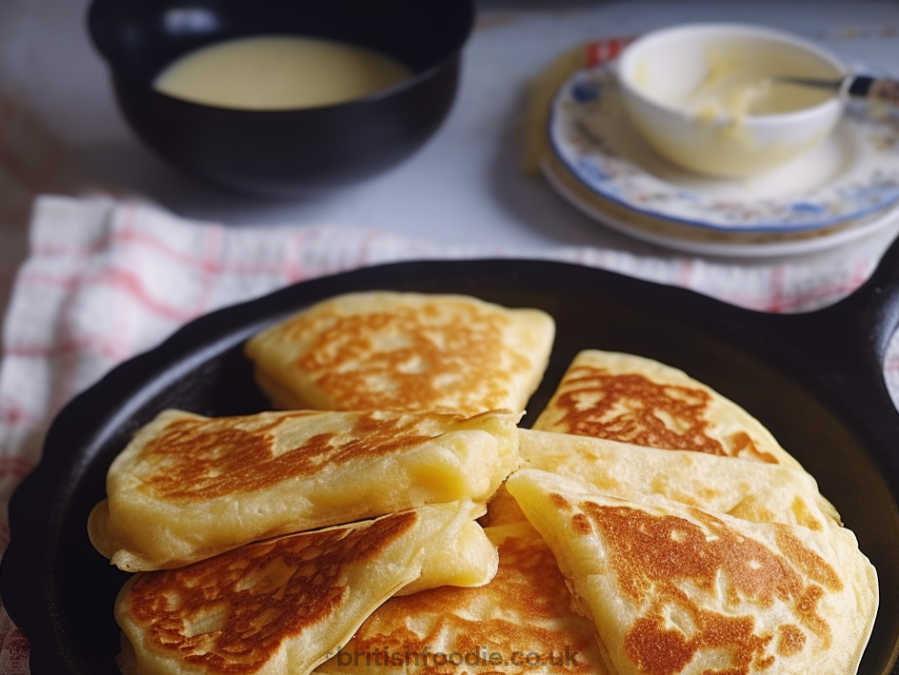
[141,411,455,501]
[123,510,418,673]
[333,526,602,673]
[566,496,841,673]
[544,364,777,463]
[276,301,530,411]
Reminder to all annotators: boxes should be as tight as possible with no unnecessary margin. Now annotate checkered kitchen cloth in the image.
[2,38,899,673]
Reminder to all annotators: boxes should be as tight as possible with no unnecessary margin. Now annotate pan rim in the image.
[2,257,896,674]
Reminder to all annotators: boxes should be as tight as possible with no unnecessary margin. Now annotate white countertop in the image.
[2,1,899,255]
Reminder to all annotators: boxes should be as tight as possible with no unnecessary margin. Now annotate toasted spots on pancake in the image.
[625,616,695,675]
[795,586,829,648]
[551,367,722,452]
[757,655,776,670]
[550,492,572,511]
[127,511,417,673]
[580,502,796,606]
[333,528,602,673]
[571,513,592,536]
[728,497,775,524]
[727,432,777,464]
[141,412,448,501]
[576,501,836,670]
[625,611,772,675]
[774,526,842,591]
[285,302,530,411]
[545,366,777,463]
[777,625,806,657]
[789,497,822,531]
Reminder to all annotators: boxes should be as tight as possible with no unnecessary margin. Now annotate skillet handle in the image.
[843,233,899,366]
[816,231,899,498]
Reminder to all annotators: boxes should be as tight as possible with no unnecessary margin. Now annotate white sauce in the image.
[154,35,413,110]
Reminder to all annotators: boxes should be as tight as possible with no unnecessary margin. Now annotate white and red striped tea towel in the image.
[1,194,899,672]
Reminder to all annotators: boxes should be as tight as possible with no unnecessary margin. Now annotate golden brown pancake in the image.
[534,350,803,469]
[487,429,839,529]
[506,470,879,675]
[116,501,497,675]
[90,408,518,571]
[316,522,607,674]
[244,292,555,414]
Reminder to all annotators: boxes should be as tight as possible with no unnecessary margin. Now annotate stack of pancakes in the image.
[88,292,878,675]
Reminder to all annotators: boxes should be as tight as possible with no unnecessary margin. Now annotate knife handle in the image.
[847,75,899,106]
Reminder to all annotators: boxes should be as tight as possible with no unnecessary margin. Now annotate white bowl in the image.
[616,23,846,177]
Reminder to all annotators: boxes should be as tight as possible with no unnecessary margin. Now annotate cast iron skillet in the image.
[2,248,898,673]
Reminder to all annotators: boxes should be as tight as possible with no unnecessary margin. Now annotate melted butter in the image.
[684,49,832,120]
[154,35,413,109]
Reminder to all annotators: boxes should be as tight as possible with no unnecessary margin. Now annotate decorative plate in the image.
[541,153,899,258]
[549,66,899,232]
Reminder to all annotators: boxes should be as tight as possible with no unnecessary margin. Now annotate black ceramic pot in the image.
[87,0,475,196]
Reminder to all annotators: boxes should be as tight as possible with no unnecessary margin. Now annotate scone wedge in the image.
[534,350,803,469]
[518,429,838,529]
[90,408,518,571]
[245,292,555,414]
[487,429,838,529]
[316,521,607,674]
[116,501,496,675]
[506,469,878,675]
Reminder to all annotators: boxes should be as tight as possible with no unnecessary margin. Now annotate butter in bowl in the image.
[616,23,846,178]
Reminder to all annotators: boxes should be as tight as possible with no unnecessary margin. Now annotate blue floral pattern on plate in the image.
[549,67,899,232]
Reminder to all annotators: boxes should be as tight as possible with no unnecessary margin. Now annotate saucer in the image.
[548,66,899,233]
[541,151,899,258]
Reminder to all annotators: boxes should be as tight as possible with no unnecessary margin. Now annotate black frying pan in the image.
[2,246,898,674]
